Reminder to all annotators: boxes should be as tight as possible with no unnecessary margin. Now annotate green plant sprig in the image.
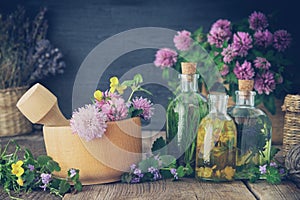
[121,74,152,102]
[0,140,82,199]
[121,137,194,184]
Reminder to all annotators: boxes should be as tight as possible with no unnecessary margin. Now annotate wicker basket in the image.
[0,86,32,136]
[282,94,300,157]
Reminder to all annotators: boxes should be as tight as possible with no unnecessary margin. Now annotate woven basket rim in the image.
[0,85,29,93]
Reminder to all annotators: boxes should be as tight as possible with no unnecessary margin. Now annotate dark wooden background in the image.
[1,0,299,130]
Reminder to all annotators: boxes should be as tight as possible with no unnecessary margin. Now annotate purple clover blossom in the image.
[254,30,273,48]
[130,164,137,171]
[130,177,141,183]
[221,44,238,63]
[270,162,277,167]
[148,167,162,181]
[173,30,193,51]
[95,91,128,121]
[248,11,269,31]
[211,19,231,31]
[233,32,253,57]
[130,165,144,184]
[133,168,144,178]
[220,64,229,76]
[132,97,154,120]
[69,169,77,178]
[279,168,285,174]
[154,48,178,68]
[207,19,232,48]
[259,164,267,174]
[254,71,276,95]
[40,173,52,191]
[234,61,255,80]
[170,168,178,180]
[28,164,35,171]
[273,30,292,52]
[254,57,271,70]
[70,104,107,141]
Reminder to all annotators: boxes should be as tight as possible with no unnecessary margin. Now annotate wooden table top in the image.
[1,130,300,200]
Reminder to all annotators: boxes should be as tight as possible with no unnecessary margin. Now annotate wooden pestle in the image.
[16,83,69,126]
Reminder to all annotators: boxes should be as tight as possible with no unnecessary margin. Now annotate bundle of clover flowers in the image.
[70,74,154,141]
[154,11,293,114]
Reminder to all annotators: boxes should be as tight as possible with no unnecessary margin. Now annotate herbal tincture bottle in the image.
[166,62,208,169]
[228,80,272,179]
[196,93,237,181]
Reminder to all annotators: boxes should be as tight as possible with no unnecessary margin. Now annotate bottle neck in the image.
[179,74,199,92]
[235,91,256,107]
[208,93,228,114]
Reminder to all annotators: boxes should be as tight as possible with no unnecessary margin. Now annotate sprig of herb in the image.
[0,140,82,199]
[121,137,193,183]
[235,147,286,184]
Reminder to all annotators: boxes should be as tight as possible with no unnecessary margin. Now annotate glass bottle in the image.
[196,93,237,181]
[166,62,208,170]
[227,80,272,179]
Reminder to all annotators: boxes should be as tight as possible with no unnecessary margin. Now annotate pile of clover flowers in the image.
[0,140,82,199]
[154,11,292,114]
[70,74,154,141]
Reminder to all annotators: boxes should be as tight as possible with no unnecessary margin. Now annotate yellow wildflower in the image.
[215,170,221,177]
[11,160,24,177]
[219,131,235,144]
[17,177,24,186]
[197,167,213,178]
[94,90,103,101]
[222,166,235,180]
[109,77,127,94]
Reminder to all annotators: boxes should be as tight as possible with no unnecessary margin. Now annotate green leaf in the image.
[37,155,52,166]
[59,180,71,195]
[185,163,194,176]
[24,149,34,160]
[247,167,260,183]
[134,74,143,84]
[159,155,176,167]
[23,172,35,187]
[50,179,61,189]
[162,68,169,80]
[121,173,132,183]
[151,137,167,155]
[131,109,143,118]
[176,166,185,178]
[266,167,281,184]
[121,80,135,87]
[46,160,61,172]
[270,146,280,160]
[160,169,173,179]
[138,157,159,172]
[74,182,82,192]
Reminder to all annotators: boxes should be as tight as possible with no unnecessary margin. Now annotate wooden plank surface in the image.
[63,178,256,200]
[0,189,61,200]
[1,131,300,200]
[246,180,300,200]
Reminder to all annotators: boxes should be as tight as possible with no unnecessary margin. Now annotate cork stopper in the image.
[238,80,254,92]
[181,62,197,75]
